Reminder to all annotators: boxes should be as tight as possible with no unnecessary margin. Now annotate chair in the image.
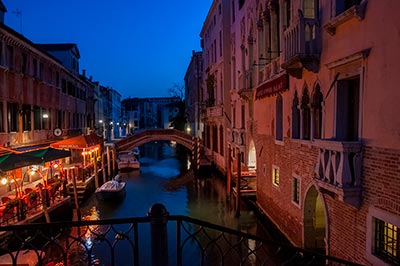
[24,188,33,195]
[1,207,16,225]
[1,196,10,205]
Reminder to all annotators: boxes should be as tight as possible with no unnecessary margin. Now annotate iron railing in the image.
[0,204,364,266]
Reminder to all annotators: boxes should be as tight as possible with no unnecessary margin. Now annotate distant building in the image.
[184,50,203,137]
[122,97,181,130]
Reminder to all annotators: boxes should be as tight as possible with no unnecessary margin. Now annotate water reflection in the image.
[79,141,268,265]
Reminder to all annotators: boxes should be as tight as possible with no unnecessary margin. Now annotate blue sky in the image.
[2,0,211,99]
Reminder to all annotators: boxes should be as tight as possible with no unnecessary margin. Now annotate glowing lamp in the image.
[1,177,7,185]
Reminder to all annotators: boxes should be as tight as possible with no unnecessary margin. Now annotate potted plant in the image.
[5,198,19,210]
[27,190,38,203]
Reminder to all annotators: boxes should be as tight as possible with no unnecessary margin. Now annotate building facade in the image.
[193,0,400,265]
[0,18,93,148]
[184,50,203,138]
[200,0,232,174]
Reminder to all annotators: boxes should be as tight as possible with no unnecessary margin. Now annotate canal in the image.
[79,141,287,265]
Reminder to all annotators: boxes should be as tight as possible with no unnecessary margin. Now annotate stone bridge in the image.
[114,129,203,169]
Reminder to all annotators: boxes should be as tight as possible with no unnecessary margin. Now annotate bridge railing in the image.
[0,204,364,266]
[115,129,196,151]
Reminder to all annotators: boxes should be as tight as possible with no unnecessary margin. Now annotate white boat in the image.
[95,180,126,200]
[117,151,140,171]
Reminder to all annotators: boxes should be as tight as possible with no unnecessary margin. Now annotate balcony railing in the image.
[205,105,223,119]
[0,204,364,266]
[281,12,321,77]
[314,139,363,208]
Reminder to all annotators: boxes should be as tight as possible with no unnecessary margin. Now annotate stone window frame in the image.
[292,175,301,207]
[366,206,400,266]
[272,165,280,187]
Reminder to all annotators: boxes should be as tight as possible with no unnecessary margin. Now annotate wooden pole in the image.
[72,168,81,221]
[106,146,111,179]
[235,151,241,217]
[101,152,106,184]
[227,147,231,196]
[94,155,99,188]
[112,147,116,175]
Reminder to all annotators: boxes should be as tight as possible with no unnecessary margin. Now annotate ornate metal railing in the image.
[0,204,364,266]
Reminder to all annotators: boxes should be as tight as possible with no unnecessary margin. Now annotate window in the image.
[212,125,218,152]
[33,106,41,130]
[312,85,323,139]
[336,76,360,141]
[272,166,280,186]
[0,102,4,132]
[292,177,300,204]
[0,41,3,65]
[276,94,283,141]
[219,125,224,156]
[292,91,300,139]
[239,0,245,10]
[33,58,38,78]
[6,45,14,70]
[304,0,319,19]
[22,104,31,131]
[284,0,291,27]
[373,218,399,264]
[22,53,28,74]
[232,0,236,22]
[7,102,18,132]
[301,88,311,140]
[241,105,245,128]
[336,0,361,16]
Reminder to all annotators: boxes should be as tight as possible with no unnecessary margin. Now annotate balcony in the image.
[324,0,368,35]
[204,105,223,119]
[314,139,363,208]
[281,13,321,78]
[237,69,256,101]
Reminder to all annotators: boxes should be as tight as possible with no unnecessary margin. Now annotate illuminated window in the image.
[374,218,399,264]
[272,166,280,186]
[293,177,300,204]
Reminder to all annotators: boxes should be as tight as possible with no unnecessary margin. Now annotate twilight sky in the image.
[2,0,211,99]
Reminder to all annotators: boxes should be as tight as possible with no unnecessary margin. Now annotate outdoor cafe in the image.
[0,133,104,225]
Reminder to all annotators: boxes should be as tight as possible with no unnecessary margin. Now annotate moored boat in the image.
[117,151,140,171]
[95,180,126,200]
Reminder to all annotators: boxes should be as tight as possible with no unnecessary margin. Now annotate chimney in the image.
[0,0,7,24]
[82,69,86,77]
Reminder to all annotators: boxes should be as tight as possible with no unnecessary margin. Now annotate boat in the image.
[95,180,126,200]
[117,151,140,171]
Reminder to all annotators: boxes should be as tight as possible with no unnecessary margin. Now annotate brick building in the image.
[194,0,399,265]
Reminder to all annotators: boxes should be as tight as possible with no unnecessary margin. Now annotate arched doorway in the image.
[303,185,326,253]
[247,139,256,170]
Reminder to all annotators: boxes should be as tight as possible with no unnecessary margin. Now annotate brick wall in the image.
[255,137,400,265]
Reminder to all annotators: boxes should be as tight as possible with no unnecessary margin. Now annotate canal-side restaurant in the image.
[0,133,105,227]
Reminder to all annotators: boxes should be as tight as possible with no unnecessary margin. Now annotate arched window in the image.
[212,125,218,152]
[276,93,283,141]
[304,0,319,19]
[312,85,323,139]
[292,91,300,139]
[301,88,311,140]
[219,125,224,156]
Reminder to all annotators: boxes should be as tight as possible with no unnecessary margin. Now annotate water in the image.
[79,141,281,265]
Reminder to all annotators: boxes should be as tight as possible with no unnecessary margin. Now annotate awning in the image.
[50,134,103,149]
[0,153,42,172]
[0,148,71,172]
[255,73,289,100]
[23,148,71,163]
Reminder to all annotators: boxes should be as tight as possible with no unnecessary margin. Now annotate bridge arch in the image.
[114,129,196,152]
